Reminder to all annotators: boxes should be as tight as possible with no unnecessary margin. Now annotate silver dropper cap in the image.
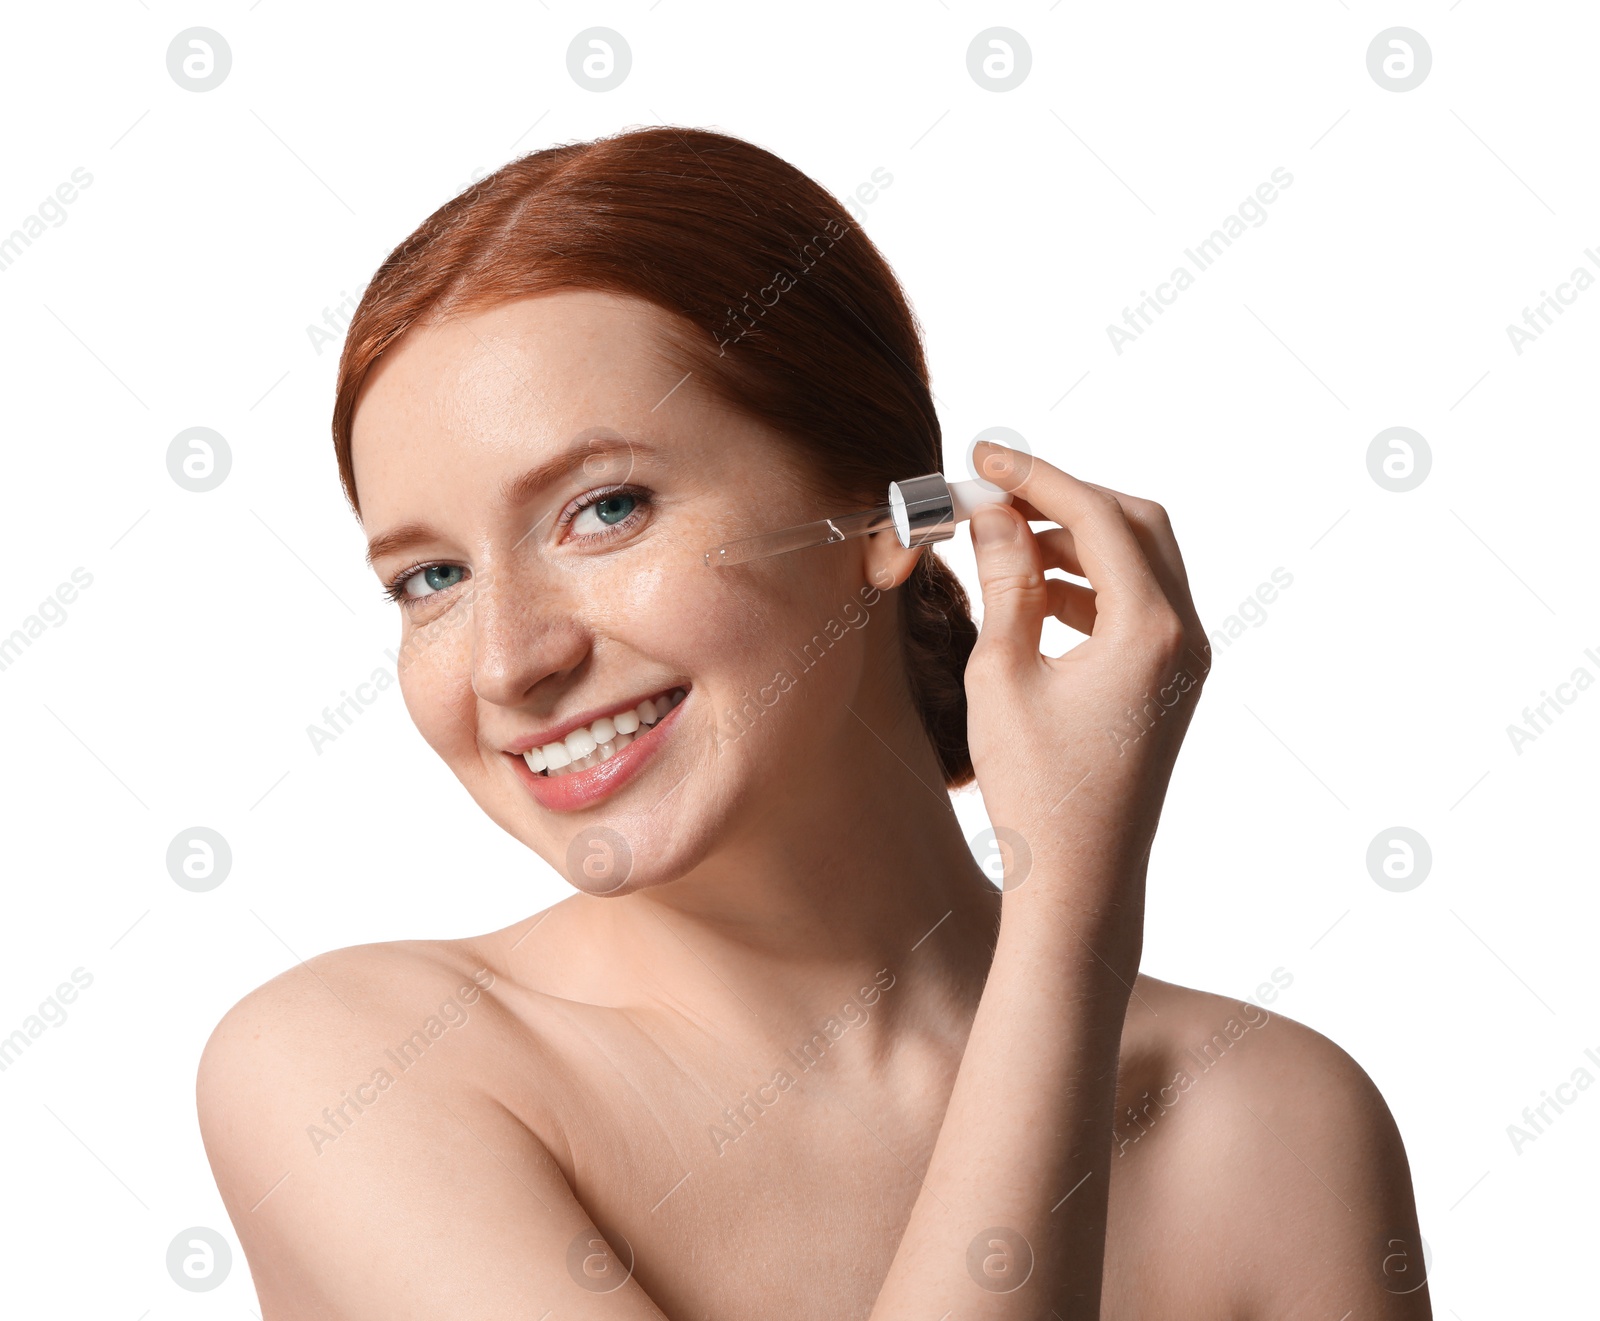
[887,473,955,549]
[888,472,1014,549]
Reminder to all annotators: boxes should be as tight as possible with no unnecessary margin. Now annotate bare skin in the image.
[197,291,1431,1319]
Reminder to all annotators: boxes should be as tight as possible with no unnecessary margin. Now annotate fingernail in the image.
[971,505,1016,549]
[975,440,1013,475]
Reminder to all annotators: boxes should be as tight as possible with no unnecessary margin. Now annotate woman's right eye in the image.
[385,563,467,605]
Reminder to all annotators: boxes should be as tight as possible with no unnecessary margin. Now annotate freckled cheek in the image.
[395,623,482,768]
[579,556,803,678]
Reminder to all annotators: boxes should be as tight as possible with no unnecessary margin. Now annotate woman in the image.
[197,126,1430,1319]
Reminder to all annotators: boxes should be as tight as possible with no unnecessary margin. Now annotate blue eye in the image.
[569,482,649,534]
[569,489,644,537]
[385,562,465,604]
[412,564,465,595]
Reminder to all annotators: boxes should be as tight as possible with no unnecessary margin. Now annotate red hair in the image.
[332,125,976,789]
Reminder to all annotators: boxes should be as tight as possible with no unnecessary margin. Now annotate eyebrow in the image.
[364,435,658,569]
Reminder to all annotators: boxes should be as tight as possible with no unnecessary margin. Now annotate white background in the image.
[1,1,1594,1314]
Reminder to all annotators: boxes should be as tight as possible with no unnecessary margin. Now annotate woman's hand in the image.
[865,444,1211,1319]
[962,440,1211,967]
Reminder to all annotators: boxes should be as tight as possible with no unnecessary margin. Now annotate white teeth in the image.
[540,729,636,778]
[527,688,686,776]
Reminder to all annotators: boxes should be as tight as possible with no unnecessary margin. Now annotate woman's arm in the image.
[867,441,1210,1319]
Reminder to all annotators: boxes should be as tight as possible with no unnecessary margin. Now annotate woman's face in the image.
[350,290,910,895]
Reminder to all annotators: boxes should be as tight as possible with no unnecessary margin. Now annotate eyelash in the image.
[380,484,654,606]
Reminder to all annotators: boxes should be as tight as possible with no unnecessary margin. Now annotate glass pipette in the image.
[704,472,1013,567]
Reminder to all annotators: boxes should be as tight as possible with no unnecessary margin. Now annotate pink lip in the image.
[506,691,688,812]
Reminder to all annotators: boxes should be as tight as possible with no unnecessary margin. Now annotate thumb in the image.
[968,503,1046,666]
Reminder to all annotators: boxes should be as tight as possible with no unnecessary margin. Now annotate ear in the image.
[860,524,924,593]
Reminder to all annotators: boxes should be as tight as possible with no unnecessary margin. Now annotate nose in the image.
[468,557,589,708]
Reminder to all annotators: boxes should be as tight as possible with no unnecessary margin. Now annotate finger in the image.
[967,503,1048,667]
[1033,527,1086,579]
[1046,577,1097,636]
[973,442,1172,635]
[992,467,1186,605]
[1006,494,1048,523]
[1017,484,1184,601]
[1079,482,1191,591]
[1077,481,1204,642]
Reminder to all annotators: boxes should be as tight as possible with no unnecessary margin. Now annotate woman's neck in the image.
[581,703,1000,1052]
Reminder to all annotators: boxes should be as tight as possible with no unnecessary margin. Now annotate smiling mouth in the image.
[522,686,688,777]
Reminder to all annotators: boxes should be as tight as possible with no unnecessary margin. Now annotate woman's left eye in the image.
[566,487,651,539]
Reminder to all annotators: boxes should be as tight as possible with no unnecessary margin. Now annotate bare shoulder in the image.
[195,935,507,1195]
[197,936,506,1112]
[1109,974,1431,1317]
[193,935,620,1320]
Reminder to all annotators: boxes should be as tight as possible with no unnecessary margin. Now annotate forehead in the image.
[349,290,694,497]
